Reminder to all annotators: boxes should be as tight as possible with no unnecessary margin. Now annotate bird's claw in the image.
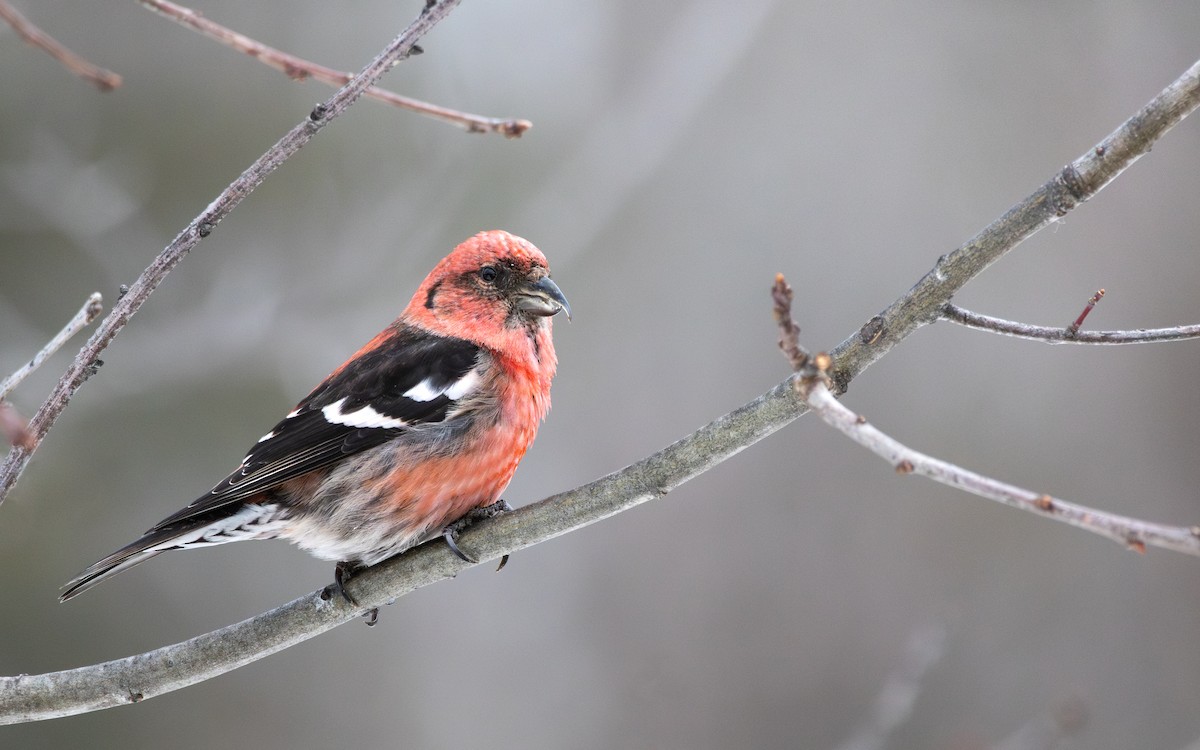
[325,560,379,626]
[441,499,513,571]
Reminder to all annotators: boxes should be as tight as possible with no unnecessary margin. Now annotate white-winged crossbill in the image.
[61,230,568,606]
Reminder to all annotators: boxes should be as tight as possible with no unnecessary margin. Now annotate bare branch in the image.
[826,59,1200,393]
[0,293,103,401]
[771,273,809,371]
[0,0,463,507]
[799,376,1200,556]
[831,624,947,750]
[0,1,121,91]
[0,51,1196,728]
[941,303,1200,344]
[0,374,807,723]
[1066,288,1105,336]
[992,698,1087,750]
[139,0,531,138]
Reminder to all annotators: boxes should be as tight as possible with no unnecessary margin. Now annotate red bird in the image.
[61,230,569,606]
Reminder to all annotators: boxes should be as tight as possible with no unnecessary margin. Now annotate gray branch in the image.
[942,303,1200,344]
[0,293,103,401]
[802,379,1200,556]
[0,51,1196,728]
[831,624,947,750]
[824,58,1200,393]
[0,0,461,507]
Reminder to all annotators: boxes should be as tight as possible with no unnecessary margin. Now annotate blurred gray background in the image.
[2,1,1199,748]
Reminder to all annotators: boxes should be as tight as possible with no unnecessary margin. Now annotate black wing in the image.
[151,325,483,530]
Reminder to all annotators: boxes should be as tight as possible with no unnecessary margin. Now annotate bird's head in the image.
[406,230,570,351]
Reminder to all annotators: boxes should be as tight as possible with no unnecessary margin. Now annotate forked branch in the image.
[0,0,121,90]
[798,374,1200,556]
[0,293,103,401]
[775,275,1200,556]
[0,45,1197,729]
[942,303,1200,344]
[140,0,530,137]
[0,0,463,507]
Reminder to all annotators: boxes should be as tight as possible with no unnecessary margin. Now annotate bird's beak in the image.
[516,276,572,321]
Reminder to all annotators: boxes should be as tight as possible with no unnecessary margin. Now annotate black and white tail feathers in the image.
[61,327,487,601]
[60,503,287,601]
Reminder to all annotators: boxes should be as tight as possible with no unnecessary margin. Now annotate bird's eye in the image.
[480,266,498,283]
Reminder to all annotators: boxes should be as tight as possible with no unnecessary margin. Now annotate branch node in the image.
[500,119,533,138]
[85,295,104,322]
[282,62,308,81]
[0,403,35,450]
[141,0,524,137]
[0,0,123,91]
[0,293,105,402]
[894,459,915,475]
[859,315,886,345]
[1035,494,1055,512]
[1126,535,1147,554]
[1057,163,1088,205]
[1066,288,1105,336]
[771,273,810,372]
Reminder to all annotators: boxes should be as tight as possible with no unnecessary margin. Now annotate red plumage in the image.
[61,230,568,602]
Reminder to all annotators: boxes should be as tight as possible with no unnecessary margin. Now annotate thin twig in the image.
[825,59,1200,394]
[831,624,947,750]
[771,273,809,371]
[941,303,1200,344]
[1,54,1196,727]
[1066,288,1105,336]
[139,0,531,138]
[0,1,121,91]
[0,293,103,401]
[992,698,1087,750]
[0,0,462,508]
[798,375,1200,556]
[0,375,809,723]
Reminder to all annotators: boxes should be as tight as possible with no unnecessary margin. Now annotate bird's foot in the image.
[442,499,513,571]
[322,560,379,626]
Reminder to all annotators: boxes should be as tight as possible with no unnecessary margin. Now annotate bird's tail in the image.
[59,529,182,602]
[60,502,288,602]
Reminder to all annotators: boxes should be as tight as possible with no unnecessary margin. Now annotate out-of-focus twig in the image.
[991,698,1087,750]
[941,303,1200,345]
[1,49,1197,730]
[831,624,947,750]
[0,293,103,401]
[138,0,531,138]
[0,403,34,450]
[0,0,462,508]
[0,1,121,91]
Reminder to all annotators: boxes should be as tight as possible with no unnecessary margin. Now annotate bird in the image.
[60,230,569,609]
